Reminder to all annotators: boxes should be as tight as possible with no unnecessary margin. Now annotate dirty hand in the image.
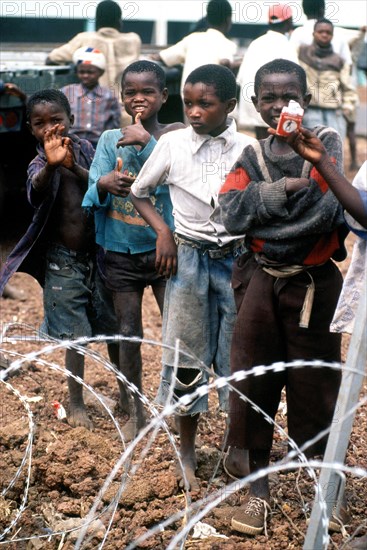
[44,124,70,166]
[61,138,75,169]
[98,164,135,197]
[116,113,151,148]
[4,83,27,101]
[285,177,310,195]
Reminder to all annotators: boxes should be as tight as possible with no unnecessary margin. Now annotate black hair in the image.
[26,89,71,121]
[121,60,166,91]
[185,64,236,102]
[206,0,232,27]
[314,18,334,30]
[254,59,308,96]
[96,0,121,30]
[302,0,325,19]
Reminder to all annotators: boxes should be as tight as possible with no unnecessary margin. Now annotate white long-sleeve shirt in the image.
[131,119,255,244]
[159,28,237,93]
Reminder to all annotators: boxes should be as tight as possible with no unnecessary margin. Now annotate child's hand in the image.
[61,138,75,169]
[4,83,27,102]
[268,126,327,164]
[98,168,135,198]
[44,124,70,166]
[155,229,177,278]
[116,113,151,148]
[285,177,310,195]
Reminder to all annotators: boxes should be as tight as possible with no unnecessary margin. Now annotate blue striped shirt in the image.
[61,83,121,147]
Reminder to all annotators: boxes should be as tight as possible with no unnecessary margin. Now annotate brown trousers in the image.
[227,253,343,458]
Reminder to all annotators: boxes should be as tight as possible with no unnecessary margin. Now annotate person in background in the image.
[61,47,121,149]
[0,81,29,301]
[344,26,366,171]
[290,0,352,65]
[236,3,297,139]
[298,19,358,144]
[151,0,237,94]
[46,0,141,100]
[0,81,26,103]
[291,0,364,170]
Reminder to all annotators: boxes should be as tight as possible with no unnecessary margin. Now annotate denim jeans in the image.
[303,107,347,142]
[156,241,240,415]
[42,244,118,340]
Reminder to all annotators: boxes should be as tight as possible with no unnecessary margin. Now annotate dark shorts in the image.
[42,244,118,340]
[104,249,166,293]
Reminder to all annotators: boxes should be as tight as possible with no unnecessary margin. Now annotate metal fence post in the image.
[304,285,367,549]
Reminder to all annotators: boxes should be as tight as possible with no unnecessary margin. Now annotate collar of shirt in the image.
[205,28,229,39]
[189,118,237,155]
[97,27,121,39]
[76,84,103,99]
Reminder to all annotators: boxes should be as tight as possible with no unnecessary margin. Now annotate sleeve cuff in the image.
[137,135,157,162]
[82,185,110,209]
[260,178,288,216]
[130,182,150,199]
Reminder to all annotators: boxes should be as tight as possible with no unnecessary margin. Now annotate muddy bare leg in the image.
[177,413,200,492]
[66,348,93,429]
[113,290,146,440]
[173,364,204,492]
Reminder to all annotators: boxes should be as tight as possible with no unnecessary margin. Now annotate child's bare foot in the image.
[121,414,147,442]
[176,457,200,493]
[118,395,146,442]
[68,404,93,430]
[121,416,139,442]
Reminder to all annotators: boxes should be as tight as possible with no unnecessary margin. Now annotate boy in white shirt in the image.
[130,64,254,492]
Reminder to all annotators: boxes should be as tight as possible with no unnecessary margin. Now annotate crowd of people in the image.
[0,0,366,545]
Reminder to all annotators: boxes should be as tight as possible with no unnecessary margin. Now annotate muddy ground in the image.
[0,140,366,549]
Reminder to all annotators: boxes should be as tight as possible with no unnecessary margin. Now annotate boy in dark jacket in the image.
[0,89,118,429]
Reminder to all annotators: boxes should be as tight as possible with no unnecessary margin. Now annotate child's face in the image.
[28,102,73,143]
[183,83,235,137]
[313,23,333,47]
[252,73,311,130]
[121,71,168,121]
[76,64,103,89]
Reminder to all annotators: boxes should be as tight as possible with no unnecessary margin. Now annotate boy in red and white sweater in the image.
[218,58,348,537]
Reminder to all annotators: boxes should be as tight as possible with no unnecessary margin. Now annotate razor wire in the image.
[0,322,366,549]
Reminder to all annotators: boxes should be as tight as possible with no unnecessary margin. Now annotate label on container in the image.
[276,112,303,136]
